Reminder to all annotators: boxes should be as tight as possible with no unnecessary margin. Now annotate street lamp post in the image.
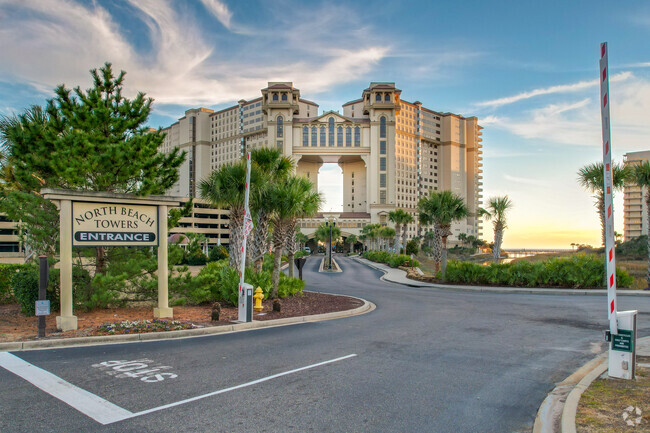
[326,219,336,270]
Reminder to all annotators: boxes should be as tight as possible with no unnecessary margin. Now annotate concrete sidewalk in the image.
[353,256,650,296]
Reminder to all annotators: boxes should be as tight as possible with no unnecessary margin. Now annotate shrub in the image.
[278,273,304,298]
[363,251,419,268]
[11,266,61,316]
[208,245,229,262]
[186,252,207,266]
[443,254,634,288]
[0,263,26,304]
[405,240,419,255]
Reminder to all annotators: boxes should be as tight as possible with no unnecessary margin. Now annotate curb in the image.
[0,295,375,352]
[353,257,650,296]
[533,336,650,433]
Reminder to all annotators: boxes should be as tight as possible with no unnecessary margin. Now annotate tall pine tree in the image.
[0,63,185,271]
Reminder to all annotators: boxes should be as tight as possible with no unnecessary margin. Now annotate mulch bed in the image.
[0,291,364,342]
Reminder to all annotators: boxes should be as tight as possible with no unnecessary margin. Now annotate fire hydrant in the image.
[253,287,264,312]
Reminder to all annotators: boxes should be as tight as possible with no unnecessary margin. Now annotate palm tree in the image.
[250,148,293,272]
[419,190,468,277]
[380,226,396,252]
[629,160,650,288]
[315,222,341,266]
[361,223,381,251]
[577,161,630,246]
[345,234,358,254]
[418,201,441,270]
[388,209,412,253]
[458,233,467,247]
[269,176,321,296]
[283,177,321,277]
[481,196,513,263]
[200,161,257,273]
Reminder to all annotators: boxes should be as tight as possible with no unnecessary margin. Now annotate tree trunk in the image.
[493,223,503,263]
[402,224,408,255]
[250,209,269,273]
[270,226,284,299]
[229,207,244,273]
[394,224,401,254]
[441,236,448,279]
[285,220,297,278]
[95,246,106,275]
[432,225,442,273]
[598,192,606,247]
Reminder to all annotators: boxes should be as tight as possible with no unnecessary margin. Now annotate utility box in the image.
[609,310,637,380]
[238,283,254,323]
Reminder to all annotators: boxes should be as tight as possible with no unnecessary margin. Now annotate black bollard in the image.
[38,255,48,338]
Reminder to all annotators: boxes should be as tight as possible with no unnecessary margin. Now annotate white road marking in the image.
[0,352,357,425]
[0,352,134,425]
[130,353,358,419]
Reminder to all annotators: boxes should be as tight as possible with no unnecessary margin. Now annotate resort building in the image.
[160,82,484,244]
[623,150,650,241]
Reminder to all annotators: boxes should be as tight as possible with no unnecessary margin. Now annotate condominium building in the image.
[161,82,483,242]
[623,150,650,241]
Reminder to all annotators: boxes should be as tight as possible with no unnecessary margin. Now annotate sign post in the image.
[600,43,637,379]
[42,189,181,331]
[599,42,618,338]
[238,153,254,322]
[37,255,49,337]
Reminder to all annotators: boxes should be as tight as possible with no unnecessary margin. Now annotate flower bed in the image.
[96,319,198,335]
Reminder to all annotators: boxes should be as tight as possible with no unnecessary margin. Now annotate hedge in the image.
[443,254,634,288]
[363,251,420,268]
[0,263,26,304]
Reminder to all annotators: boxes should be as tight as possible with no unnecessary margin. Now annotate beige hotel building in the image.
[623,150,650,241]
[161,82,484,245]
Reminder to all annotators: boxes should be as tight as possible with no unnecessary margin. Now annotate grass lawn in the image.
[576,356,650,432]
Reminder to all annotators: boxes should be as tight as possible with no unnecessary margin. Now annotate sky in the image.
[1,0,650,249]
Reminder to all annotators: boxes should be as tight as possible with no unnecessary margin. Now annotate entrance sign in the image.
[42,189,181,331]
[72,202,158,246]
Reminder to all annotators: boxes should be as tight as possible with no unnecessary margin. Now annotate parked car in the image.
[304,247,311,253]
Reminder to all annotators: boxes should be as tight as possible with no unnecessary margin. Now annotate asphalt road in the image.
[2,255,649,433]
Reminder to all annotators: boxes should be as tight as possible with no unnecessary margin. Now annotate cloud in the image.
[198,0,232,29]
[502,174,547,187]
[476,72,632,108]
[482,74,650,150]
[0,0,391,109]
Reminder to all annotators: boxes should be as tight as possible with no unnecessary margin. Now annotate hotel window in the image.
[375,93,381,102]
[337,126,343,147]
[320,126,326,146]
[311,126,317,146]
[281,93,287,101]
[384,94,390,102]
[303,126,308,146]
[273,93,278,101]
[346,127,352,146]
[380,174,386,187]
[328,118,335,146]
[380,140,386,155]
[354,127,360,147]
[276,116,283,138]
[380,190,386,204]
[380,157,386,171]
[380,116,386,138]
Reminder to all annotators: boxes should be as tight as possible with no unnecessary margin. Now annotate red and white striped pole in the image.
[599,42,618,335]
[238,152,253,322]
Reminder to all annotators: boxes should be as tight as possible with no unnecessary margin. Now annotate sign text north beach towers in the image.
[72,202,159,246]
